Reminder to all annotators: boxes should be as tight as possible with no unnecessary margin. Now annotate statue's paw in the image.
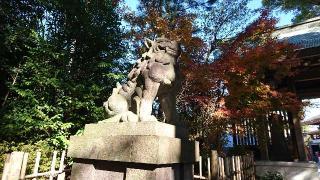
[163,78,172,85]
[140,115,158,122]
[126,111,139,122]
[98,114,122,123]
[119,111,139,122]
[149,115,158,121]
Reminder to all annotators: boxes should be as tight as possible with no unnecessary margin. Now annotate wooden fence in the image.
[2,151,67,180]
[3,150,254,180]
[194,151,255,180]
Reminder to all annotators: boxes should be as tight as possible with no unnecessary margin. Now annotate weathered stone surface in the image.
[68,122,199,165]
[68,121,199,180]
[70,163,95,180]
[71,161,126,180]
[102,37,182,124]
[126,167,178,180]
[70,160,188,180]
[255,161,319,180]
[126,169,156,180]
[68,135,198,164]
[84,121,188,138]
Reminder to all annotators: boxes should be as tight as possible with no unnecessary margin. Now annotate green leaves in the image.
[262,0,320,23]
[0,0,125,154]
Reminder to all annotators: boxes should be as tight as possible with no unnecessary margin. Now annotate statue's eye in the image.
[158,45,166,51]
[145,55,151,60]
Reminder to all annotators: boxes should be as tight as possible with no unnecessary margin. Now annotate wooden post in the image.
[218,157,222,178]
[19,153,29,180]
[243,155,246,179]
[198,156,202,177]
[239,156,242,180]
[246,154,249,179]
[257,116,269,160]
[225,157,230,178]
[232,156,236,180]
[1,152,25,180]
[1,153,11,180]
[270,113,291,161]
[207,157,211,180]
[221,157,225,179]
[49,151,57,180]
[210,150,218,180]
[291,112,307,161]
[32,151,41,180]
[251,152,255,180]
[234,156,240,180]
[57,150,66,180]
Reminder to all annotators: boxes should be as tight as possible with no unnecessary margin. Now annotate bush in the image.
[260,171,283,180]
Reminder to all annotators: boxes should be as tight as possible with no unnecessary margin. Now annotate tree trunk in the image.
[257,115,269,160]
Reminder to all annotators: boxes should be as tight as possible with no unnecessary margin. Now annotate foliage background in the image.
[0,0,126,173]
[1,0,319,174]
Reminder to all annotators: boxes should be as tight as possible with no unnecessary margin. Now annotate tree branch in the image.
[1,65,20,109]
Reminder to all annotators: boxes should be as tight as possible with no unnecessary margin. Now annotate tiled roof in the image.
[301,114,320,125]
[305,129,320,135]
[273,17,320,49]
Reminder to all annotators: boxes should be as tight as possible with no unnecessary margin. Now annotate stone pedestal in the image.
[255,161,319,180]
[67,121,199,180]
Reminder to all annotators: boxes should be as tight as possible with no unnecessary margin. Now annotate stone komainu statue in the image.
[101,37,181,124]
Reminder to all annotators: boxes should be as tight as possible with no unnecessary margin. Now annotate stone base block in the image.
[71,160,194,180]
[68,121,199,180]
[83,121,188,138]
[255,161,319,180]
[68,135,198,164]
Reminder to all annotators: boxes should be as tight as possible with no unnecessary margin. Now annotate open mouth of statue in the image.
[166,48,178,56]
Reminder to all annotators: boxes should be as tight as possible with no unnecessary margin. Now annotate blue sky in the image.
[124,0,295,27]
[248,0,295,27]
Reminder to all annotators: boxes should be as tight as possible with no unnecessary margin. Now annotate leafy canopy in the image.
[0,0,125,151]
[263,0,320,23]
